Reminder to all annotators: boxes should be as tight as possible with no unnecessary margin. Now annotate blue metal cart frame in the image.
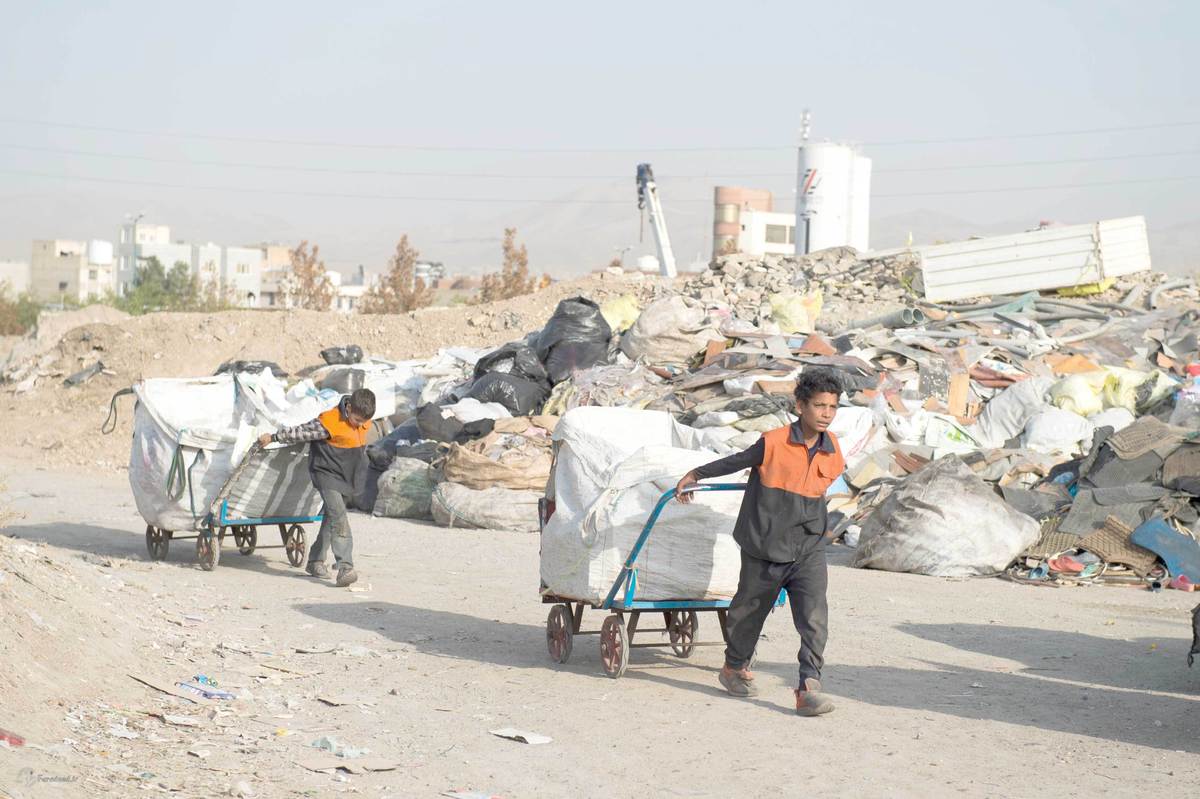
[541,483,785,678]
[143,442,324,572]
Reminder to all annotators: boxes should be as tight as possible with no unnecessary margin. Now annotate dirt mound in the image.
[0,274,659,472]
[0,534,153,742]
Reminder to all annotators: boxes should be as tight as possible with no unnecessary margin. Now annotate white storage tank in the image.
[88,239,114,265]
[795,142,871,254]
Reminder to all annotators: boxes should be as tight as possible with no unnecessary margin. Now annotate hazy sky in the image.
[1,1,1196,275]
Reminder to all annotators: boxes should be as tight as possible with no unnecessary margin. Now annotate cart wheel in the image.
[668,610,699,658]
[546,604,574,664]
[196,529,220,571]
[145,525,169,561]
[234,526,257,556]
[284,524,306,567]
[600,614,629,679]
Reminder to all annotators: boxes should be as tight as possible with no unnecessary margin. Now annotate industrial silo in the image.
[794,142,871,255]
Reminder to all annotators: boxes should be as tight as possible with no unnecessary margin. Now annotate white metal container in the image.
[918,216,1152,302]
[88,239,114,265]
[795,142,871,254]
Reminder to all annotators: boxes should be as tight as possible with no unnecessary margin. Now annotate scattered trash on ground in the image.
[489,728,552,745]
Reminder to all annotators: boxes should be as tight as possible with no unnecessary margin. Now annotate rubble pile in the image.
[684,246,920,331]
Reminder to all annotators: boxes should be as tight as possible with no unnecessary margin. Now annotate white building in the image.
[0,260,30,296]
[30,239,115,302]
[327,270,367,313]
[222,245,263,307]
[114,222,265,308]
[736,209,797,257]
[139,241,193,274]
[116,222,171,291]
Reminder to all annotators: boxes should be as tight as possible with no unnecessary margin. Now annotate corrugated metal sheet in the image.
[918,216,1151,302]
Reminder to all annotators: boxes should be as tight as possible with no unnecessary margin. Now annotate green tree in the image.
[115,257,203,314]
[0,284,41,335]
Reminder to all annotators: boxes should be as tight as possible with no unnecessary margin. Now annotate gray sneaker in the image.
[718,665,758,697]
[794,678,835,716]
[335,566,358,588]
[305,561,330,579]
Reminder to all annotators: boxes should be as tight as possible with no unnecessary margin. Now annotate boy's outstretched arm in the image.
[258,417,330,448]
[675,438,765,504]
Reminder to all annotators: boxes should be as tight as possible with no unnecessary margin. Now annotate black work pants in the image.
[723,535,828,685]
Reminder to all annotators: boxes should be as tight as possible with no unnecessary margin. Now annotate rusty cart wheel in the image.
[234,525,257,556]
[284,524,306,567]
[600,614,629,679]
[145,525,169,561]
[546,604,574,664]
[668,610,699,658]
[196,528,220,571]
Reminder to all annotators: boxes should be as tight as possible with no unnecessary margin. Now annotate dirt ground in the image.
[0,458,1197,798]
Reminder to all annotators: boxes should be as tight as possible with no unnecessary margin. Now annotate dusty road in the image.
[1,457,1198,798]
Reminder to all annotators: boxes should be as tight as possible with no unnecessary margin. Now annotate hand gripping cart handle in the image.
[542,482,785,679]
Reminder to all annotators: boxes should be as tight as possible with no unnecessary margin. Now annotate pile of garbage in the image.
[156,245,1200,598]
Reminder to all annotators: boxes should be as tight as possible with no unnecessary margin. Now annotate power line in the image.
[1,116,1199,153]
[1,167,1194,203]
[863,120,1200,146]
[873,175,1200,197]
[3,141,1197,180]
[875,150,1200,173]
[0,168,639,204]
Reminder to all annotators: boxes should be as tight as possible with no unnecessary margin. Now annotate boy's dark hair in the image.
[348,388,376,420]
[794,369,842,404]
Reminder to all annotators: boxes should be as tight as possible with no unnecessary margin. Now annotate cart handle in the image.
[600,482,747,610]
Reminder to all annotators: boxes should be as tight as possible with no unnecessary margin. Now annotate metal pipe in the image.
[1088,301,1145,315]
[846,307,928,331]
[1053,319,1121,345]
[1121,284,1145,310]
[919,297,1021,312]
[1149,278,1193,309]
[892,329,1047,358]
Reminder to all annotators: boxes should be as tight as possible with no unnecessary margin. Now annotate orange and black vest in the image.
[309,403,370,496]
[693,422,845,562]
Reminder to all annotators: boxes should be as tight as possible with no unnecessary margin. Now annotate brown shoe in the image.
[306,561,330,579]
[718,664,758,697]
[794,677,835,716]
[335,566,358,588]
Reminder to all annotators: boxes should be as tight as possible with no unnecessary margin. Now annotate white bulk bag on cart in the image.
[128,373,338,532]
[540,407,746,604]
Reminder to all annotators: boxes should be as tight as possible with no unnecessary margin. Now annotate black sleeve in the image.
[691,438,765,480]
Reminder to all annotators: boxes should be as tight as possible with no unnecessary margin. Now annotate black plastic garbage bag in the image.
[320,345,364,365]
[534,297,612,384]
[416,403,464,444]
[367,419,421,470]
[214,359,287,377]
[467,372,550,417]
[474,342,550,386]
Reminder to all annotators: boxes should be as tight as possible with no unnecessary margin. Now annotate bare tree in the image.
[476,228,536,303]
[360,235,434,314]
[283,241,334,311]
